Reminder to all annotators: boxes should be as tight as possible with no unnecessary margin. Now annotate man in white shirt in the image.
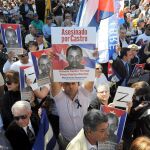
[66,109,109,150]
[25,24,36,45]
[51,81,94,149]
[10,49,32,72]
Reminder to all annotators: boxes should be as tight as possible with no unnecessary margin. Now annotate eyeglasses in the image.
[97,91,109,94]
[14,115,28,121]
[6,81,12,85]
[18,53,28,58]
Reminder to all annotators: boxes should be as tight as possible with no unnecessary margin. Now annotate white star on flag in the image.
[56,49,67,62]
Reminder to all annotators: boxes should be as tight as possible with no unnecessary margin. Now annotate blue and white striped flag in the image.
[76,0,122,63]
[32,109,59,150]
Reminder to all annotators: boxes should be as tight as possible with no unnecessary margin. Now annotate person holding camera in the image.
[52,0,65,26]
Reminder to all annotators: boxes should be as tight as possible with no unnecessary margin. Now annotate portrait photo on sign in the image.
[65,45,84,70]
[101,106,127,144]
[31,49,51,86]
[128,63,145,84]
[1,24,22,54]
[52,44,96,82]
[19,66,35,101]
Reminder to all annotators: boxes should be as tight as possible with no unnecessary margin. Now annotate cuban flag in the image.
[19,66,32,91]
[101,105,127,143]
[32,109,59,150]
[1,23,22,48]
[77,0,114,29]
[76,0,122,63]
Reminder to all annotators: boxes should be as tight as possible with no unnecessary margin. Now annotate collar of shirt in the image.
[39,43,44,50]
[23,120,34,135]
[121,59,128,65]
[120,38,128,47]
[85,137,98,150]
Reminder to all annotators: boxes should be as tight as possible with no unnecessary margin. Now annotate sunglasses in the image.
[36,35,43,38]
[18,53,28,58]
[14,115,28,121]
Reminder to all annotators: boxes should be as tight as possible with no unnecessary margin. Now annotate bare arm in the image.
[33,86,49,99]
[51,82,62,97]
[83,81,94,92]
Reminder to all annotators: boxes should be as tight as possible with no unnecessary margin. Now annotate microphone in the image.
[75,99,82,109]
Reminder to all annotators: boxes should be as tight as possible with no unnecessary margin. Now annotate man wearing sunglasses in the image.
[5,101,39,150]
[10,49,32,72]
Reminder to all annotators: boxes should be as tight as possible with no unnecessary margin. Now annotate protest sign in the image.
[51,27,96,82]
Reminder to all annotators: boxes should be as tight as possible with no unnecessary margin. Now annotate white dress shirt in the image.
[54,86,91,141]
[23,120,35,135]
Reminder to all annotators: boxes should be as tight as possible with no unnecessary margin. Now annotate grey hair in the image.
[11,101,31,115]
[97,84,110,93]
[83,109,108,132]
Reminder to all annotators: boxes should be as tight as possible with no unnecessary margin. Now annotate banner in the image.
[51,27,96,82]
[31,49,51,86]
[101,106,127,145]
[19,66,35,101]
[76,0,124,63]
[1,24,23,55]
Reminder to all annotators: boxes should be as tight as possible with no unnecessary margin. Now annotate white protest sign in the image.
[113,86,135,108]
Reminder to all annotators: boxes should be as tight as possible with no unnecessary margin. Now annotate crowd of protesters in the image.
[0,0,150,150]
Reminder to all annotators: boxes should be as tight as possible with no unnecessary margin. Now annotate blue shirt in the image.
[42,23,56,38]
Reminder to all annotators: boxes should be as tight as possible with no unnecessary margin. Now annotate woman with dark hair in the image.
[0,70,21,130]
